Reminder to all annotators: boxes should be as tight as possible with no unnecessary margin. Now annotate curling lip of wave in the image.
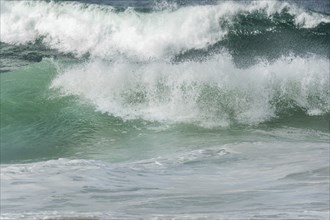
[1,0,330,59]
[50,54,330,127]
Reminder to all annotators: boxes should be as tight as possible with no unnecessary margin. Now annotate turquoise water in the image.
[1,0,329,219]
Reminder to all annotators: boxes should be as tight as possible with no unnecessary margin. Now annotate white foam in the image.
[1,1,329,59]
[0,1,226,59]
[51,54,330,127]
[1,141,329,218]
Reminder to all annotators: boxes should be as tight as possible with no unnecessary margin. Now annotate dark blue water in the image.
[66,0,330,13]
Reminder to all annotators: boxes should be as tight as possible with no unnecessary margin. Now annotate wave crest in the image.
[1,1,329,60]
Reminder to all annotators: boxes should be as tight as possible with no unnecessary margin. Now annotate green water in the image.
[1,60,329,164]
[1,61,94,162]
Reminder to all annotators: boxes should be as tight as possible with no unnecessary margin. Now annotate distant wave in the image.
[1,1,329,60]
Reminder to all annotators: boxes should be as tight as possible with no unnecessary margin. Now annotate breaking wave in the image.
[51,54,329,127]
[2,0,329,127]
[1,0,329,60]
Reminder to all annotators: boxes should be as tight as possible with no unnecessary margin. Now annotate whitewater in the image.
[1,0,329,219]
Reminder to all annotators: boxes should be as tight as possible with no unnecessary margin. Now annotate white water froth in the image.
[51,54,330,127]
[1,141,329,219]
[1,1,329,59]
[1,211,329,220]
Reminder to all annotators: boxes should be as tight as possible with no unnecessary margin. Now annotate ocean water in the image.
[0,0,329,219]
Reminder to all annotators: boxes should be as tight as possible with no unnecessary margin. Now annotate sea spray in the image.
[51,54,329,127]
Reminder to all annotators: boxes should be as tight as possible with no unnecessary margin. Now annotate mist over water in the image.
[1,0,329,219]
